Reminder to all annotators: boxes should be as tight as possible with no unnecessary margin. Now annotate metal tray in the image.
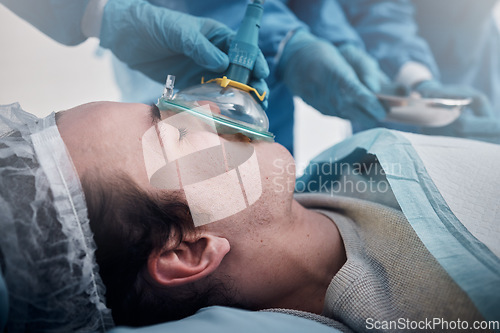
[378,93,471,127]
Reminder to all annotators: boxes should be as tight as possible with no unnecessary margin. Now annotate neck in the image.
[218,199,346,314]
[273,200,346,314]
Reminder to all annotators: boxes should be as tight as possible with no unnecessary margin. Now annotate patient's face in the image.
[57,101,295,227]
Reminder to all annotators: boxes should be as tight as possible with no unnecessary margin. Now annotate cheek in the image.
[181,132,222,154]
[256,142,296,194]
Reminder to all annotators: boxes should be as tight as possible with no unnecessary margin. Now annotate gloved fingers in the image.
[201,18,235,48]
[326,82,386,130]
[249,78,269,110]
[181,31,231,73]
[208,28,269,81]
[353,90,388,123]
[416,81,494,116]
[339,81,387,122]
[413,80,442,98]
[280,33,385,124]
[338,44,389,93]
[466,92,494,118]
[171,17,234,73]
[252,50,270,80]
[359,69,391,94]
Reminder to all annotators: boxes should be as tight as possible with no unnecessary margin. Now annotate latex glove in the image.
[337,44,390,93]
[250,77,270,110]
[278,30,386,128]
[99,0,269,103]
[422,113,500,144]
[414,80,493,117]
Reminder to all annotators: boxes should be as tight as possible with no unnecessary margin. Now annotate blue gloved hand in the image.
[99,0,269,102]
[251,76,270,110]
[337,44,390,93]
[414,80,494,117]
[422,113,500,144]
[278,30,386,128]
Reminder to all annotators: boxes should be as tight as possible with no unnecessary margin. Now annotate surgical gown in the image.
[412,0,500,114]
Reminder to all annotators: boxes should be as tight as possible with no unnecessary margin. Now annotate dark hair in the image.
[81,171,235,326]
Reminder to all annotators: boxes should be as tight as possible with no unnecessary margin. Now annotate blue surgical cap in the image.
[0,103,114,332]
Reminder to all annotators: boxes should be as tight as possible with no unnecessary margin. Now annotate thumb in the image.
[468,93,494,118]
[252,51,270,80]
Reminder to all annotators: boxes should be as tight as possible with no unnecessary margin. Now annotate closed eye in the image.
[150,105,189,143]
[178,127,188,141]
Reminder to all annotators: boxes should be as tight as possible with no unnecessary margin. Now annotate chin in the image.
[259,140,294,163]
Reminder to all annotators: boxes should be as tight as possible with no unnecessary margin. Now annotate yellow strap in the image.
[201,76,266,102]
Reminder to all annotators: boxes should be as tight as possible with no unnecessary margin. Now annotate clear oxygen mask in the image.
[157,75,274,142]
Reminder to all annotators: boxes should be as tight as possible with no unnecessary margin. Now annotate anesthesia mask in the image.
[157,75,273,141]
[157,0,274,142]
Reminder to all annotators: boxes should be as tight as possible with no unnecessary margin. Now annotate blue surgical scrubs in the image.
[286,0,439,133]
[338,0,500,114]
[412,0,500,114]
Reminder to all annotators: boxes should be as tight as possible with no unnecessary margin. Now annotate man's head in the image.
[56,101,300,325]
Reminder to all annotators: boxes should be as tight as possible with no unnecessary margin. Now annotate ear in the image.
[148,234,230,287]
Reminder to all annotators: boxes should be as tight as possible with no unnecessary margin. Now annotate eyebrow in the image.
[149,104,161,124]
